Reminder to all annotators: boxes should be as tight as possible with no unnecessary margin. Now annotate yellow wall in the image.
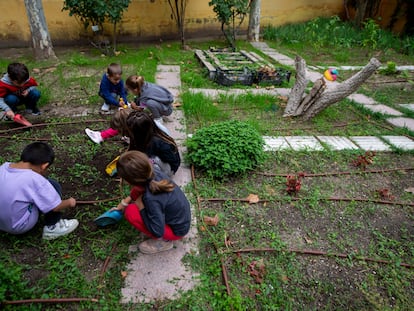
[0,0,343,46]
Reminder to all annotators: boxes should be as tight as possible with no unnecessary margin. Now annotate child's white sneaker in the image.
[85,128,103,144]
[42,219,79,240]
[120,136,130,144]
[101,102,110,112]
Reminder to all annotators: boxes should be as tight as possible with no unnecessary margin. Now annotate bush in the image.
[186,120,267,178]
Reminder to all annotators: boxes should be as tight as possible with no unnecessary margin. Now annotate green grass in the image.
[0,16,413,310]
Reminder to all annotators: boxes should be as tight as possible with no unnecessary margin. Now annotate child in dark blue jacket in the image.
[98,63,128,113]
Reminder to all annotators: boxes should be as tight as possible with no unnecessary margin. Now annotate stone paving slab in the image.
[347,93,378,105]
[188,88,291,98]
[386,117,414,131]
[121,228,199,304]
[314,65,414,71]
[263,135,414,152]
[361,104,403,116]
[155,65,181,97]
[250,42,295,67]
[284,136,324,151]
[316,136,359,150]
[263,136,290,151]
[399,104,414,112]
[381,135,414,150]
[350,136,391,151]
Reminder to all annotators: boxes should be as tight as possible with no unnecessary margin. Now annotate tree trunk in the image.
[283,56,308,117]
[284,56,381,120]
[112,22,117,55]
[24,0,56,60]
[248,0,261,41]
[345,0,382,27]
[167,0,188,49]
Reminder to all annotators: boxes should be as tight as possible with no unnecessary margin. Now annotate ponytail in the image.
[117,150,174,194]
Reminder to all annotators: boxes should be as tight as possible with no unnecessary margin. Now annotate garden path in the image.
[121,65,199,304]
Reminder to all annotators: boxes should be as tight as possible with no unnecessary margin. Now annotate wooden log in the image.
[302,57,381,120]
[295,78,326,115]
[282,56,382,120]
[283,56,308,117]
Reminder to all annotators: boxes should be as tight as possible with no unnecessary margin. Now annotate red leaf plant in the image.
[377,188,395,201]
[247,259,266,284]
[286,172,305,195]
[352,151,376,170]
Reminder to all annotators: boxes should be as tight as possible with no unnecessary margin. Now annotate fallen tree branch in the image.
[77,196,122,205]
[3,297,99,305]
[200,196,414,207]
[283,57,382,120]
[0,119,108,134]
[231,247,414,268]
[258,167,414,177]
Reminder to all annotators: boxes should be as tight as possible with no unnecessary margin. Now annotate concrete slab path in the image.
[121,66,199,304]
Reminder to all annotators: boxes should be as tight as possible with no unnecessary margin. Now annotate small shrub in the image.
[379,61,398,75]
[362,19,381,49]
[186,120,267,178]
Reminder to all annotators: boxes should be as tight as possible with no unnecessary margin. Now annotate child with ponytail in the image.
[111,150,191,254]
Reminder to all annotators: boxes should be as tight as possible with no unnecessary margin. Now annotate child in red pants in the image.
[111,150,191,254]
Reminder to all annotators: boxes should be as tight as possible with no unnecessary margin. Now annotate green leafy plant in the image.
[379,61,398,75]
[362,18,380,49]
[0,259,32,302]
[186,120,267,178]
[208,0,250,51]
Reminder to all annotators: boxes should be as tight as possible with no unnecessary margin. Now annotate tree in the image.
[209,0,251,51]
[344,0,382,27]
[24,0,57,60]
[247,0,260,41]
[167,0,188,49]
[62,0,131,54]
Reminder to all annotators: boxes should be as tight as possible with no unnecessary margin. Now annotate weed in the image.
[379,61,398,75]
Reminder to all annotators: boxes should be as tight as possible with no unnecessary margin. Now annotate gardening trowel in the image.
[13,114,32,127]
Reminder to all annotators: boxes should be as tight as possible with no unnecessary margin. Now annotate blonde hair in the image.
[117,151,174,193]
[125,75,145,95]
[110,108,132,136]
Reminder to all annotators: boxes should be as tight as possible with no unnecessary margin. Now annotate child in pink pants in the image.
[85,108,170,144]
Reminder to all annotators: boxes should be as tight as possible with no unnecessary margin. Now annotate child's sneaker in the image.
[101,102,110,112]
[85,128,103,144]
[120,136,130,144]
[42,219,79,240]
[31,108,41,115]
[138,239,173,254]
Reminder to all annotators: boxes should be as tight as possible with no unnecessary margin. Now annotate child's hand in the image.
[68,197,76,208]
[21,89,29,97]
[130,102,142,111]
[111,204,124,212]
[5,110,15,119]
[136,195,145,211]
